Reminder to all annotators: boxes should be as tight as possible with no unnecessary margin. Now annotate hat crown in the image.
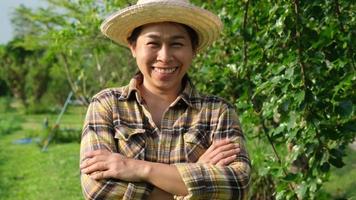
[101,0,222,52]
[137,0,189,4]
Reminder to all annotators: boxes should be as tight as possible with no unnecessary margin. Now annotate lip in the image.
[152,67,178,74]
[151,66,179,81]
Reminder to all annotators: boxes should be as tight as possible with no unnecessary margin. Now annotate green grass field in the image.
[0,102,355,199]
[0,105,85,200]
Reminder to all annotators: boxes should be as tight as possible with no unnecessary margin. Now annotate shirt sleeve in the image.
[80,95,152,200]
[173,106,251,200]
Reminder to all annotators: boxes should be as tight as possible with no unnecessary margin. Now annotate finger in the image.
[209,148,240,164]
[208,143,238,160]
[216,155,237,167]
[81,162,108,174]
[80,155,108,169]
[204,139,231,155]
[84,149,110,158]
[212,139,232,148]
[89,171,107,180]
[204,140,234,159]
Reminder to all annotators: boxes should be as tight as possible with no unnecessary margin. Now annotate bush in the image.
[38,126,81,149]
[191,0,355,199]
[0,115,22,136]
[0,79,10,96]
[0,97,12,113]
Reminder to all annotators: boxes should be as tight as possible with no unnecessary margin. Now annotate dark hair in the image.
[127,23,199,51]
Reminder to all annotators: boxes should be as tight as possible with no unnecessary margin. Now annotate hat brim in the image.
[100,2,223,52]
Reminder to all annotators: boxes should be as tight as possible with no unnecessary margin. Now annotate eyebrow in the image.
[146,34,187,40]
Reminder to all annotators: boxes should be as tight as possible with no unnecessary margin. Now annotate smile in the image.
[152,67,178,74]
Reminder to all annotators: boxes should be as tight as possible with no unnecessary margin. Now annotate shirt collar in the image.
[178,76,202,109]
[118,73,143,103]
[120,73,202,109]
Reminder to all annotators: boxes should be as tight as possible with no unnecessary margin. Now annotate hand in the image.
[80,149,147,181]
[197,139,240,166]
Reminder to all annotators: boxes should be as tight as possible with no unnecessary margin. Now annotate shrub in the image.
[0,115,22,136]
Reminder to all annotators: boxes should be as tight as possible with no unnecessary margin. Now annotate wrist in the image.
[136,159,153,181]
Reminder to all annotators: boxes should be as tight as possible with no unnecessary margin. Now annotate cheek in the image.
[179,52,194,66]
[137,49,156,64]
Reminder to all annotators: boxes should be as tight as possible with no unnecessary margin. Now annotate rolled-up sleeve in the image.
[174,106,251,200]
[80,94,151,200]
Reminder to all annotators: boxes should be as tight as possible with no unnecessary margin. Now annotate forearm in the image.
[141,160,188,196]
[174,162,251,199]
[147,187,174,200]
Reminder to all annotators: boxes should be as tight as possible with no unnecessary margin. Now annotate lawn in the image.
[0,105,85,200]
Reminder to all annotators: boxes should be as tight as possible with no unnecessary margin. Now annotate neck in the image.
[140,83,181,105]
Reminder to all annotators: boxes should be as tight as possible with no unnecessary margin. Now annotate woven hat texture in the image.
[100,0,223,52]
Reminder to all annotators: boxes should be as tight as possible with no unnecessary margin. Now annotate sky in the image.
[0,0,47,44]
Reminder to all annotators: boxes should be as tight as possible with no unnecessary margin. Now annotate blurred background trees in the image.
[0,0,355,199]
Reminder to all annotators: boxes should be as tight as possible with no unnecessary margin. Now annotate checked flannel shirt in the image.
[80,74,251,200]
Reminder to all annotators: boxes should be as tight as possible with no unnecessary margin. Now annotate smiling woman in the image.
[79,0,251,199]
[129,22,195,103]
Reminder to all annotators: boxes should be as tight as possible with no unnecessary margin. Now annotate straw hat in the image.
[100,0,223,52]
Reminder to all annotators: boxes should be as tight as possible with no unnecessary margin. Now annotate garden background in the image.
[0,0,355,199]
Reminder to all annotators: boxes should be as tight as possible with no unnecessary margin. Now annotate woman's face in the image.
[129,22,195,94]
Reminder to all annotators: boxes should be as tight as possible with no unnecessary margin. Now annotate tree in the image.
[11,0,137,106]
[191,0,355,199]
[0,37,56,110]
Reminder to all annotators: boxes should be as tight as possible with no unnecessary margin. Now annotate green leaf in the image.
[283,173,298,181]
[294,91,305,105]
[328,157,345,168]
[329,148,343,158]
[337,100,353,117]
[296,183,307,198]
[320,162,330,172]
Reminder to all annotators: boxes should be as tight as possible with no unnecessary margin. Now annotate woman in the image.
[80,0,250,199]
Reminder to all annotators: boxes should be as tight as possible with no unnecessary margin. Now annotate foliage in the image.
[190,0,355,199]
[1,1,138,108]
[0,78,10,97]
[0,99,22,136]
[319,146,356,198]
[0,39,54,110]
[0,117,21,135]
[1,0,355,199]
[0,97,12,113]
[9,1,137,106]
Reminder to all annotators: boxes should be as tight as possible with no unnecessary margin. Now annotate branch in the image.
[261,117,298,195]
[59,52,76,92]
[242,0,254,105]
[334,0,355,70]
[58,52,89,106]
[293,0,308,92]
[243,0,249,68]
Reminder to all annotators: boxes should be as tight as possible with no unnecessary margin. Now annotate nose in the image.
[157,44,173,63]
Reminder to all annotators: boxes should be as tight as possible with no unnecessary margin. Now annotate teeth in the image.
[153,67,177,74]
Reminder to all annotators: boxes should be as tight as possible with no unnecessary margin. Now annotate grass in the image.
[0,105,85,200]
[321,147,356,199]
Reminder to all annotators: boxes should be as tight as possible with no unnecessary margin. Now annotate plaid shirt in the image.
[80,74,251,200]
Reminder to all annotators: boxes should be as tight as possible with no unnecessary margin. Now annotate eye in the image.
[171,42,184,48]
[146,41,159,47]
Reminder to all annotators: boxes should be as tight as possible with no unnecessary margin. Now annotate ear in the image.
[192,49,197,58]
[129,43,137,58]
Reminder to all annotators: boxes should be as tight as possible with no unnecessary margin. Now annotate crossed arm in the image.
[80,139,240,198]
[80,98,250,199]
